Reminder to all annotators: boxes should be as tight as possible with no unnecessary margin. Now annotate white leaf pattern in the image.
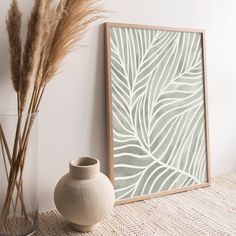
[109,26,208,200]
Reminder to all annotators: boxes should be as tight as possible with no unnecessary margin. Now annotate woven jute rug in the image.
[36,172,236,236]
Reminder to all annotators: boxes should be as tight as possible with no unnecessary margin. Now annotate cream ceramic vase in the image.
[54,157,115,232]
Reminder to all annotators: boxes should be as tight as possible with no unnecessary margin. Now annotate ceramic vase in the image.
[54,157,115,232]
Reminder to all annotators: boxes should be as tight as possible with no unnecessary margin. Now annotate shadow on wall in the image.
[89,24,108,175]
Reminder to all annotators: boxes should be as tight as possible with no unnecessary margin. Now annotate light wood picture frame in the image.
[105,22,211,205]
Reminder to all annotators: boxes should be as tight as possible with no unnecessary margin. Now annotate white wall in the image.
[0,0,236,211]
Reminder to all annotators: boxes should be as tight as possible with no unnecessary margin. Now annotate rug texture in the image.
[36,172,236,235]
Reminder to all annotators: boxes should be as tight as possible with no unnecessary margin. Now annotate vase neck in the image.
[69,157,100,179]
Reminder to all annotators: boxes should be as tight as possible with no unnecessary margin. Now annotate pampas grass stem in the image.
[0,124,28,219]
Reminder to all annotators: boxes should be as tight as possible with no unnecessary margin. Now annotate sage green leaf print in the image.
[110,26,207,200]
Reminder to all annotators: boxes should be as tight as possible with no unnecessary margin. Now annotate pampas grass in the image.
[20,0,47,112]
[6,0,22,94]
[0,0,104,233]
[42,0,104,83]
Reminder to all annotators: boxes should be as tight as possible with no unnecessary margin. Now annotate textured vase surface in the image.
[54,157,115,232]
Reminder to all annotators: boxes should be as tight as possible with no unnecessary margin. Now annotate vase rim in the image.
[0,111,38,117]
[69,157,100,179]
[70,157,99,168]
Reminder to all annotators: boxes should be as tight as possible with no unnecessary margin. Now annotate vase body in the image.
[54,157,115,232]
[0,113,38,236]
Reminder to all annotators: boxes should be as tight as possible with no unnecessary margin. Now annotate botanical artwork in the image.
[106,23,210,202]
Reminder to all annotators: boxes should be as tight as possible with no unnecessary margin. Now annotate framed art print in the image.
[105,22,211,204]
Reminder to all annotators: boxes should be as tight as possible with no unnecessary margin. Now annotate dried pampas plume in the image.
[6,0,104,112]
[6,0,22,93]
[20,0,47,112]
[42,0,105,85]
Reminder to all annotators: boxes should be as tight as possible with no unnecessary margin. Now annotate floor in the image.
[36,172,236,236]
